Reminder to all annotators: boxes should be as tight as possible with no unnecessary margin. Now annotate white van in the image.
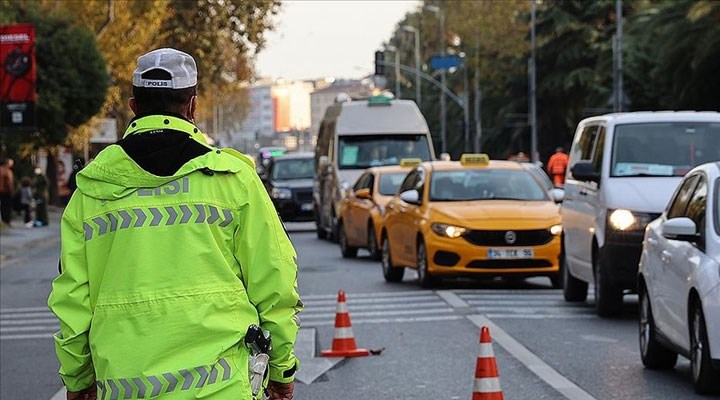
[561,111,720,316]
[314,95,435,240]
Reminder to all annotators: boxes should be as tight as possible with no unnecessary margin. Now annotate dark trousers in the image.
[0,193,12,224]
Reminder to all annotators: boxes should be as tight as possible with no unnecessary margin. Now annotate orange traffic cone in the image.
[472,326,504,400]
[321,290,369,357]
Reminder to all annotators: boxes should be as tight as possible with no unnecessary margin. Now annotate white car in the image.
[638,162,720,394]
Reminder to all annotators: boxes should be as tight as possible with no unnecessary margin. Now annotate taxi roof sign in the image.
[400,158,422,167]
[460,153,490,166]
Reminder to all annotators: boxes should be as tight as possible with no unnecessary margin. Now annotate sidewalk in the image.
[0,206,63,266]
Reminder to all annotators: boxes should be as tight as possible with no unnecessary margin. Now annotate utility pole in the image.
[474,41,482,153]
[426,4,447,154]
[614,0,624,112]
[462,53,470,153]
[529,0,538,164]
[402,25,422,109]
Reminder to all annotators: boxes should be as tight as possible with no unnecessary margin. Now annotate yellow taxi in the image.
[379,154,563,288]
[338,159,421,259]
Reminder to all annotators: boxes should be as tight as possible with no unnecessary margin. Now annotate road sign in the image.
[429,55,462,70]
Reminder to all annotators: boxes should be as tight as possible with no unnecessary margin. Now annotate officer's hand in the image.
[66,385,97,400]
[267,381,294,400]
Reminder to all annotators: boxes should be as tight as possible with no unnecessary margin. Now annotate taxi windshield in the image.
[272,158,314,180]
[378,172,408,195]
[430,169,549,201]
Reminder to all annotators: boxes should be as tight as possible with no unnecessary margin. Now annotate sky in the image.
[255,0,420,81]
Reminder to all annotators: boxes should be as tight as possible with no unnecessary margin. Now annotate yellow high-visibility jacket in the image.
[48,114,302,399]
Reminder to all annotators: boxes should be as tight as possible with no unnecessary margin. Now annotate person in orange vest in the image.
[547,146,569,187]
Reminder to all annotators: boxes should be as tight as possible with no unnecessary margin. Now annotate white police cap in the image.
[132,48,197,89]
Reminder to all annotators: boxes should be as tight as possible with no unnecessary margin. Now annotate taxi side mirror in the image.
[355,188,371,199]
[550,188,564,203]
[400,189,420,204]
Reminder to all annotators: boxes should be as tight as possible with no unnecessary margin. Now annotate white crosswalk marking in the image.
[0,308,57,341]
[454,289,621,319]
[300,291,461,327]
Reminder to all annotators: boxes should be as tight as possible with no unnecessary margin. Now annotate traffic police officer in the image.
[49,48,302,400]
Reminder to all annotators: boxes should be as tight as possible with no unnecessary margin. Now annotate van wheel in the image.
[338,221,358,258]
[639,287,677,369]
[563,253,588,302]
[381,236,404,282]
[690,302,720,394]
[594,251,623,317]
[367,222,381,260]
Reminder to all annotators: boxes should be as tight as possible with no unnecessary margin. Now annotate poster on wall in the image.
[0,23,36,132]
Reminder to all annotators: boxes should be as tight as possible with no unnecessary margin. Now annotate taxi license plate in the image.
[301,203,313,211]
[488,248,534,259]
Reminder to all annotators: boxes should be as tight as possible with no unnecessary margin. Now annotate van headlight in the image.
[431,223,467,238]
[608,209,655,231]
[271,188,292,199]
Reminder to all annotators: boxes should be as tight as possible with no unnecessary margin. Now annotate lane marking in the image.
[1,332,54,340]
[467,314,597,400]
[301,290,432,300]
[303,302,448,313]
[50,388,64,400]
[485,314,596,319]
[302,295,438,306]
[1,325,58,333]
[0,318,58,325]
[436,290,469,308]
[0,306,50,313]
[302,315,463,327]
[301,307,453,320]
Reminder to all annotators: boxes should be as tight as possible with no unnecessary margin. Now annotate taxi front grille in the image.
[466,259,552,269]
[463,229,553,246]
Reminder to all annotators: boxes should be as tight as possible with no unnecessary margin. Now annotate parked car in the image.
[314,94,435,241]
[255,146,287,175]
[261,152,314,222]
[561,111,720,316]
[337,159,420,259]
[379,154,564,288]
[638,161,720,394]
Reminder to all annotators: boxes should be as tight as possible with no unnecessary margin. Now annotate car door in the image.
[348,173,373,246]
[664,174,707,349]
[563,124,603,282]
[653,174,699,336]
[388,168,423,266]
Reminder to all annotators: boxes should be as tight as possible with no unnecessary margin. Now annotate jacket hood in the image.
[76,115,246,201]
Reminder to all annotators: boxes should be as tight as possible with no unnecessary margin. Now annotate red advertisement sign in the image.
[0,23,36,131]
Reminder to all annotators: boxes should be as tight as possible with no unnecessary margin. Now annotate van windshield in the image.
[611,122,720,177]
[337,135,431,169]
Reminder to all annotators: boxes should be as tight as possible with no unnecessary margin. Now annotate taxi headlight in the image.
[271,188,292,199]
[431,223,467,238]
[549,224,562,236]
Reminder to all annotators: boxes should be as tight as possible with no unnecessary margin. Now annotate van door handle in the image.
[660,250,672,263]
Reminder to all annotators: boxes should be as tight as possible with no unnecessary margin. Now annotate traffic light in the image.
[374,51,385,76]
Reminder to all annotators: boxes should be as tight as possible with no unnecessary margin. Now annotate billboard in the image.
[0,24,36,131]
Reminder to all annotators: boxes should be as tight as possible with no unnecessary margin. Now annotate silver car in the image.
[638,161,720,394]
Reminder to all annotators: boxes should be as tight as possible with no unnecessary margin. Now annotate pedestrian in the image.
[48,48,302,400]
[32,166,49,226]
[0,158,16,227]
[547,146,569,187]
[18,176,34,225]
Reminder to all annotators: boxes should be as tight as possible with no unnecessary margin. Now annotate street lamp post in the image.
[529,0,538,164]
[425,4,447,154]
[402,25,421,109]
[385,45,401,99]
